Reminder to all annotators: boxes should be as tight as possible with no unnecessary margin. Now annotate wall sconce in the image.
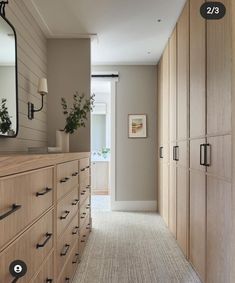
[28,78,48,120]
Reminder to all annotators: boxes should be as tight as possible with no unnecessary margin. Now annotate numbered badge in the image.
[200,2,226,20]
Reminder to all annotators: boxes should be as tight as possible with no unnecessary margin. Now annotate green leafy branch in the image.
[0,98,12,134]
[61,91,95,134]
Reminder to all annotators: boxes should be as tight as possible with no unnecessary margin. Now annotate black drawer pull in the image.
[81,240,85,243]
[86,166,90,169]
[72,199,79,206]
[82,235,86,238]
[65,278,70,283]
[46,279,53,283]
[80,168,85,172]
[60,210,70,220]
[82,212,86,215]
[159,146,163,159]
[72,226,79,235]
[72,253,80,264]
[36,232,52,249]
[86,185,90,189]
[81,216,85,219]
[72,172,78,177]
[86,206,90,210]
[60,244,70,256]
[36,187,52,197]
[0,204,21,220]
[60,177,70,183]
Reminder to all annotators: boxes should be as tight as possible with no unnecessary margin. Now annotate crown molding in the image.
[22,0,97,39]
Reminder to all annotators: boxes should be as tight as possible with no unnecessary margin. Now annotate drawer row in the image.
[0,158,90,251]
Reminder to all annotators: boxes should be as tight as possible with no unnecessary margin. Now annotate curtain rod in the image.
[91,74,119,78]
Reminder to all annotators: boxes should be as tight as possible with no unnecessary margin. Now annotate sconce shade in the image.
[38,78,48,95]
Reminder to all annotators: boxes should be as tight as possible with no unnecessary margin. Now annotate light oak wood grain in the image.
[207,0,231,135]
[190,0,206,139]
[177,1,189,141]
[189,170,206,282]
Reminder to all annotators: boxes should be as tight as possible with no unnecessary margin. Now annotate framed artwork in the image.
[128,114,147,138]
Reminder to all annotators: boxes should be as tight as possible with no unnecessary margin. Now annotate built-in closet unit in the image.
[157,0,232,282]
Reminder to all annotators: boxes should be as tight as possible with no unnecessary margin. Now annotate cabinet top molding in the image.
[0,152,90,177]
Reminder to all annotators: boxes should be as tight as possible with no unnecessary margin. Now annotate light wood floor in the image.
[73,211,201,283]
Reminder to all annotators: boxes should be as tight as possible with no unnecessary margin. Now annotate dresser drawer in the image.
[79,197,90,230]
[57,161,79,200]
[31,252,54,283]
[56,214,79,276]
[58,241,79,283]
[80,185,90,206]
[0,167,53,250]
[79,218,90,256]
[57,188,79,237]
[0,210,53,283]
[79,158,90,186]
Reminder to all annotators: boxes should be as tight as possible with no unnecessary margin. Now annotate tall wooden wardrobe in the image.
[157,0,232,282]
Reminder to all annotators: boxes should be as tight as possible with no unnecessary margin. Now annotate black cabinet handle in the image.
[0,204,21,220]
[205,143,211,167]
[200,144,211,167]
[65,278,70,283]
[80,168,85,172]
[81,240,86,243]
[72,226,79,235]
[36,232,52,249]
[159,146,163,159]
[46,279,53,283]
[173,146,176,161]
[72,199,79,206]
[60,210,70,220]
[72,172,79,177]
[72,253,80,264]
[86,166,90,169]
[60,244,70,256]
[200,144,206,166]
[60,177,70,183]
[175,146,179,161]
[36,187,52,197]
[86,185,90,189]
[81,216,85,219]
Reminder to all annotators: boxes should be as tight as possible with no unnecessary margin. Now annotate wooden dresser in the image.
[0,152,91,283]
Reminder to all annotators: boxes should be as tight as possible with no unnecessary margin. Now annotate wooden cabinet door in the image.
[189,170,206,282]
[190,0,206,138]
[158,58,163,146]
[207,0,231,135]
[162,163,169,226]
[177,1,189,141]
[158,162,163,217]
[169,164,176,237]
[207,177,231,283]
[169,27,177,142]
[162,45,169,145]
[176,167,188,257]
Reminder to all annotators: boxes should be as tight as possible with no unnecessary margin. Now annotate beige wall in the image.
[0,0,48,151]
[47,39,91,152]
[93,65,157,201]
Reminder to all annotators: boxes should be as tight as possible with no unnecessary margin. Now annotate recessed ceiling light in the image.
[157,19,162,22]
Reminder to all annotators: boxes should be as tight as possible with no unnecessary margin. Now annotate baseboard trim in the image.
[111,201,157,212]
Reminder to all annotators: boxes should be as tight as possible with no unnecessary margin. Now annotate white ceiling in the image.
[23,0,186,65]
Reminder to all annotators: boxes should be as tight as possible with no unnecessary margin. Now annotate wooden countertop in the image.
[0,152,90,177]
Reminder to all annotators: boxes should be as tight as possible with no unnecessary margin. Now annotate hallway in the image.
[73,212,201,283]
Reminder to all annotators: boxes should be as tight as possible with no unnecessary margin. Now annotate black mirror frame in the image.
[0,2,19,138]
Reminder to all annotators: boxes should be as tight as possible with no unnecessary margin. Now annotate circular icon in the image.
[14,265,22,274]
[9,260,27,278]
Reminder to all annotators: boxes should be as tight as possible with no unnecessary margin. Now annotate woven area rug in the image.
[73,211,201,283]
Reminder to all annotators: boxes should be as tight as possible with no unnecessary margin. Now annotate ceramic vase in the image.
[56,130,69,153]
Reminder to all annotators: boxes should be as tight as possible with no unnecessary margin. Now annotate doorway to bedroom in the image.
[90,79,112,212]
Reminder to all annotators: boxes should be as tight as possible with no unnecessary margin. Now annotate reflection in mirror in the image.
[0,13,18,137]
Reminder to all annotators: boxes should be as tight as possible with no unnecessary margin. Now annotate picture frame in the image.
[128,114,147,138]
